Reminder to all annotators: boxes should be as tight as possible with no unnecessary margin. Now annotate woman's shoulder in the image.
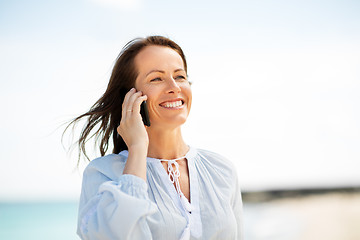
[195,148,235,167]
[83,153,127,181]
[194,147,238,175]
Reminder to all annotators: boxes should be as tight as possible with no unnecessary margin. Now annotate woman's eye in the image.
[175,75,186,81]
[150,77,161,82]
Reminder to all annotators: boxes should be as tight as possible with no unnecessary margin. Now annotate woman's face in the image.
[134,45,192,128]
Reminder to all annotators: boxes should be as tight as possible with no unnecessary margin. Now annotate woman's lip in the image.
[159,99,185,108]
[159,98,184,105]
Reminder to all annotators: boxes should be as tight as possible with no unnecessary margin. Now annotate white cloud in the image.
[184,45,360,191]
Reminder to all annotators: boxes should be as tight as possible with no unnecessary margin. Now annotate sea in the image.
[0,202,79,240]
[0,201,301,240]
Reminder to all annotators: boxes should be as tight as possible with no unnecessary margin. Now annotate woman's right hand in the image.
[117,88,149,153]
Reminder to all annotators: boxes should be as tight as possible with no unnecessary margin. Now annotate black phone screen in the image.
[140,101,151,126]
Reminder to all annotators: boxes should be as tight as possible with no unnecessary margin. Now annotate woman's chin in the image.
[150,116,188,129]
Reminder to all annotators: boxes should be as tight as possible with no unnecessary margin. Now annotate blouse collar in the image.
[119,146,196,163]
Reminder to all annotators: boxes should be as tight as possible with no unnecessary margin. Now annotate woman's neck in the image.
[146,126,188,160]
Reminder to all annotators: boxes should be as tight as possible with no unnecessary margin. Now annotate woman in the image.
[70,36,243,240]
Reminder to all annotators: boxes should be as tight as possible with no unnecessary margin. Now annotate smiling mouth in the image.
[160,100,184,108]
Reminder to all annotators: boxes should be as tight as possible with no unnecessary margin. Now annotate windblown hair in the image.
[64,36,187,162]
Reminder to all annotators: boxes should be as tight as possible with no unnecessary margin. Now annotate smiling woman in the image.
[65,36,243,240]
[134,45,192,132]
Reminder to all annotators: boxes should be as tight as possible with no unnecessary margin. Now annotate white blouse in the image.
[77,146,243,240]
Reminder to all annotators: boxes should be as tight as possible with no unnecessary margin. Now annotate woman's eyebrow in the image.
[146,68,185,77]
[146,70,165,77]
[174,68,185,73]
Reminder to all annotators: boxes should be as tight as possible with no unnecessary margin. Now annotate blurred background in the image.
[1,0,359,239]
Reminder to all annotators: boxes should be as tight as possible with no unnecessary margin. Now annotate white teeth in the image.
[163,100,182,108]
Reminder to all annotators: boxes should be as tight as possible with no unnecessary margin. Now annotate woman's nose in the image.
[166,78,181,93]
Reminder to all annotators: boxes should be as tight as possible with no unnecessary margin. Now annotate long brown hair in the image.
[64,36,187,162]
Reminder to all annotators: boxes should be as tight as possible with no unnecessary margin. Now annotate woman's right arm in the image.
[77,168,157,240]
[78,89,154,239]
[117,88,149,181]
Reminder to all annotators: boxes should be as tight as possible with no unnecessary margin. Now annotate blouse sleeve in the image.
[231,170,244,240]
[77,169,158,240]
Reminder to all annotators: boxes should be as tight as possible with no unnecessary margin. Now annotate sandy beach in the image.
[244,192,360,240]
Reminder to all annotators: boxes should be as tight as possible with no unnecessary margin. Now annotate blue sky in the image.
[1,0,360,200]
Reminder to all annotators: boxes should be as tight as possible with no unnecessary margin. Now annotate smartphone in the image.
[140,101,151,126]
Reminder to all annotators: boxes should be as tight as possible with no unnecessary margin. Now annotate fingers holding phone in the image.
[117,88,149,149]
[121,88,144,119]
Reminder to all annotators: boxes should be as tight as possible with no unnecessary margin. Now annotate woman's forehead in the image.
[135,45,185,72]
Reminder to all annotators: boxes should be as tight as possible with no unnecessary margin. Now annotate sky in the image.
[1,0,359,200]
